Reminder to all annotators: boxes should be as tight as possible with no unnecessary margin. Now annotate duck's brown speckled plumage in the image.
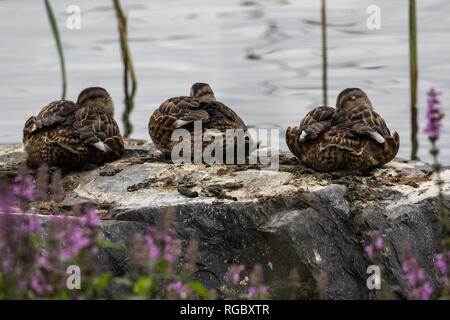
[286,88,400,172]
[149,83,251,160]
[23,87,124,169]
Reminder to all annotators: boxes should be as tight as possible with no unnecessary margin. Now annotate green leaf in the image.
[133,277,152,296]
[188,282,211,300]
[114,277,132,287]
[158,259,169,273]
[97,238,126,250]
[93,273,112,290]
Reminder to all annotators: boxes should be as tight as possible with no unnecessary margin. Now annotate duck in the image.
[23,87,124,169]
[148,83,254,163]
[286,88,400,172]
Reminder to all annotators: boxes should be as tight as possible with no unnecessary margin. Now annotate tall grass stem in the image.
[44,0,67,100]
[409,0,419,160]
[321,0,328,106]
[113,0,137,138]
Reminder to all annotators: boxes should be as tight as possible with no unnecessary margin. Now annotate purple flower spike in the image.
[365,245,374,258]
[375,237,383,250]
[424,88,444,140]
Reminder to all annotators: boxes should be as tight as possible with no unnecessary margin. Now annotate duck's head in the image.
[76,87,114,117]
[335,88,373,113]
[190,83,216,103]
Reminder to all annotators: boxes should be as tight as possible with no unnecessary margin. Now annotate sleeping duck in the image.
[286,88,400,172]
[148,83,254,163]
[23,87,124,169]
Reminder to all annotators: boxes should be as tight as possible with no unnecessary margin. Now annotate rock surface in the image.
[1,140,449,299]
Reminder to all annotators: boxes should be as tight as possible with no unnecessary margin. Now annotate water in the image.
[1,0,449,164]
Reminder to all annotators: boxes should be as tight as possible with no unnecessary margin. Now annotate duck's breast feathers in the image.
[34,100,78,130]
[72,105,123,151]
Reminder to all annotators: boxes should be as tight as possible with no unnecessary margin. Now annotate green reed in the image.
[44,0,67,100]
[112,0,137,138]
[409,0,419,160]
[321,0,328,106]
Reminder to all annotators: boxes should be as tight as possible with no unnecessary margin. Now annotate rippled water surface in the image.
[1,0,449,164]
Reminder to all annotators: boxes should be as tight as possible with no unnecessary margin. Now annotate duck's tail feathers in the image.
[103,136,125,161]
[23,116,37,143]
[286,126,303,159]
[381,132,400,163]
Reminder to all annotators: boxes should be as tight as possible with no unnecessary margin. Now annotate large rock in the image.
[1,140,449,299]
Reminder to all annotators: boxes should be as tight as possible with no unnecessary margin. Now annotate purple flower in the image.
[14,175,34,201]
[30,272,53,296]
[434,251,450,288]
[86,209,100,227]
[402,243,434,300]
[167,281,182,292]
[145,235,160,261]
[435,253,448,274]
[248,285,268,298]
[365,234,384,260]
[226,264,245,285]
[405,273,416,286]
[2,258,12,273]
[402,261,409,273]
[27,217,43,233]
[365,245,374,258]
[167,281,192,299]
[424,89,444,139]
[375,237,383,250]
[417,269,425,281]
[163,235,172,244]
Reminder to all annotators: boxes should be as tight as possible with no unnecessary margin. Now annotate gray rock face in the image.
[1,140,449,299]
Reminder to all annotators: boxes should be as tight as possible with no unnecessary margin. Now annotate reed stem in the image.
[409,0,419,160]
[44,0,67,100]
[321,0,328,106]
[112,0,137,138]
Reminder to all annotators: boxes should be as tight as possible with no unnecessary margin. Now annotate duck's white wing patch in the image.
[31,124,37,132]
[176,120,193,128]
[299,131,308,142]
[91,141,107,152]
[369,131,385,144]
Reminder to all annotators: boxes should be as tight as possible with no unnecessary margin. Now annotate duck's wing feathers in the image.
[298,106,334,142]
[148,96,210,153]
[203,101,247,131]
[34,100,78,130]
[286,106,334,159]
[346,106,391,144]
[158,96,210,129]
[73,106,123,152]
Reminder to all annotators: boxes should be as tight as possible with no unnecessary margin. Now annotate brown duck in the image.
[286,88,400,172]
[23,87,124,169]
[149,83,253,162]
